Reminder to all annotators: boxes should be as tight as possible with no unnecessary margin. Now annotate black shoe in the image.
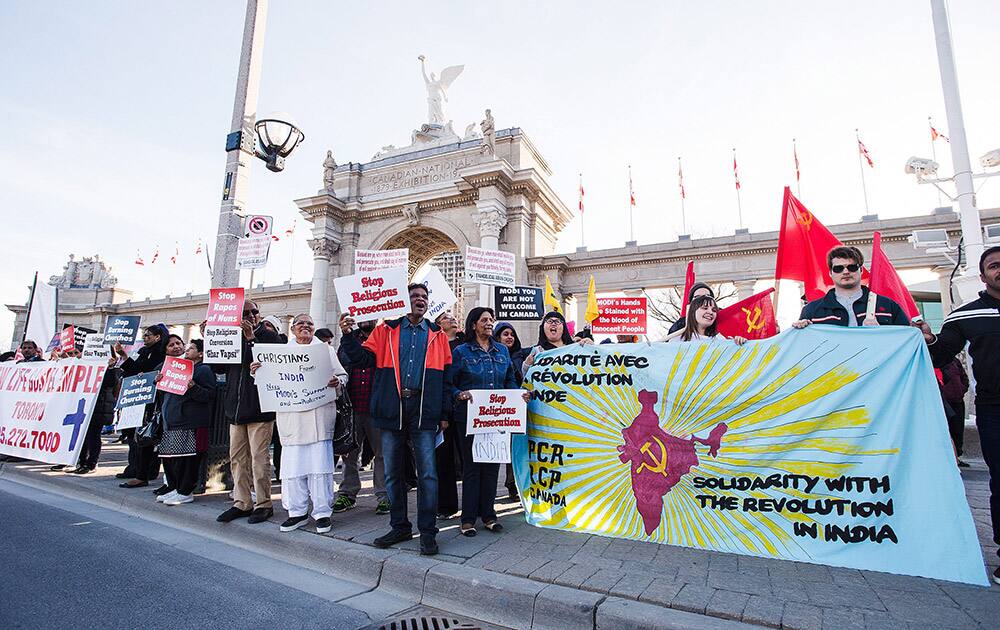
[316,517,333,534]
[279,515,309,532]
[247,507,273,524]
[507,489,518,501]
[50,465,67,471]
[119,480,148,488]
[957,459,970,468]
[216,507,253,523]
[420,535,439,556]
[115,472,129,479]
[373,528,414,548]
[993,566,1000,586]
[152,484,172,496]
[71,465,94,475]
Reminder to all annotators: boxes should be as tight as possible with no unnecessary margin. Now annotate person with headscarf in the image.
[492,322,528,500]
[114,323,169,489]
[448,307,526,536]
[668,282,714,335]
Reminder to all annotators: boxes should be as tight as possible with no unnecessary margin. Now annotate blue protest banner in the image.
[103,316,141,345]
[116,371,157,410]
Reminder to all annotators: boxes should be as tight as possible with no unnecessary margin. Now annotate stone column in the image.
[474,186,508,308]
[734,279,757,301]
[307,237,340,329]
[934,265,954,315]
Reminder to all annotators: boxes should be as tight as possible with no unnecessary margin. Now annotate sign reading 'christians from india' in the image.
[253,343,338,413]
[513,327,989,586]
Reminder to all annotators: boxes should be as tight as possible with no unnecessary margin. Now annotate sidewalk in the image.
[3,438,998,630]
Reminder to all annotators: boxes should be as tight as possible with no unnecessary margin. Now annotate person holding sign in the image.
[155,337,217,505]
[792,246,909,329]
[115,324,169,488]
[448,307,528,536]
[339,283,453,556]
[670,296,748,345]
[521,311,593,374]
[251,314,347,534]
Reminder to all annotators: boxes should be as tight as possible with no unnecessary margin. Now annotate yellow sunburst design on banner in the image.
[523,340,897,557]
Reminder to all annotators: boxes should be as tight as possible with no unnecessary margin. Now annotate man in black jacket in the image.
[792,246,910,328]
[216,300,283,525]
[916,246,1000,584]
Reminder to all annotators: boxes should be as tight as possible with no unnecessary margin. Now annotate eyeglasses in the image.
[292,321,314,328]
[831,264,860,273]
[243,309,260,316]
[544,317,563,325]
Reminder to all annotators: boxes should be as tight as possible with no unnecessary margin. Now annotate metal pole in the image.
[678,157,687,235]
[211,0,268,290]
[855,129,870,215]
[931,0,984,268]
[733,148,743,228]
[628,165,634,243]
[579,173,585,248]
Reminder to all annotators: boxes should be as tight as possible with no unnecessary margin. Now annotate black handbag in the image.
[332,390,358,455]
[135,404,163,448]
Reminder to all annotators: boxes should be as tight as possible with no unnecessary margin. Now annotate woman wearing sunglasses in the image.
[792,246,909,328]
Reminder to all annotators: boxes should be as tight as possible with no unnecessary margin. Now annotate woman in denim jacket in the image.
[448,307,529,536]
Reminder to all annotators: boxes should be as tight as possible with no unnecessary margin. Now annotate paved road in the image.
[0,488,373,630]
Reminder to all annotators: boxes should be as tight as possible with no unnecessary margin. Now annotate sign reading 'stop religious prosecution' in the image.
[204,288,245,364]
[0,360,107,466]
[334,267,410,323]
[253,343,338,413]
[495,286,545,321]
[466,389,527,435]
[465,246,515,288]
[513,327,989,586]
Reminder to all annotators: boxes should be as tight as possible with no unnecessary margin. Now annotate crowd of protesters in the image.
[3,244,997,582]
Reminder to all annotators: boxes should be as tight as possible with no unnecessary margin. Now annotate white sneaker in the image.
[157,491,178,503]
[164,493,194,506]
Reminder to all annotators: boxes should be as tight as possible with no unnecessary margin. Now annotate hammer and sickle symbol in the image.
[636,436,668,476]
[796,210,814,230]
[742,305,764,333]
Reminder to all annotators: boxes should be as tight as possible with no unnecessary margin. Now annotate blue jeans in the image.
[977,408,1000,556]
[381,398,439,537]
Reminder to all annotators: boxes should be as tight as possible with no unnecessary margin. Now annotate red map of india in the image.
[617,390,727,535]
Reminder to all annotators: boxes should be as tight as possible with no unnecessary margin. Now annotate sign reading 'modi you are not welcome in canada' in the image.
[0,360,107,466]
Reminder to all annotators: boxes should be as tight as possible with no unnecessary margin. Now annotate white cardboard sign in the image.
[236,235,271,270]
[334,267,410,323]
[416,265,458,322]
[465,389,527,435]
[82,333,111,361]
[464,246,515,288]
[253,343,338,413]
[472,432,511,463]
[354,248,409,274]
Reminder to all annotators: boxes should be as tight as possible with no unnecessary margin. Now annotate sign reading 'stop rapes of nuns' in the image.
[513,327,989,586]
[495,286,545,321]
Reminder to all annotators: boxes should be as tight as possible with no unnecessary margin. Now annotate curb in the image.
[0,463,762,629]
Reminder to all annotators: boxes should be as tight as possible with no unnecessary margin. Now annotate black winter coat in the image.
[162,362,217,430]
[219,326,282,425]
[92,367,121,425]
[799,287,910,327]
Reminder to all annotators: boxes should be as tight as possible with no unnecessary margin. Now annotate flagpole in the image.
[578,173,585,248]
[855,129,871,214]
[928,117,944,206]
[793,138,801,198]
[287,221,296,283]
[733,148,743,229]
[627,165,634,243]
[678,157,687,235]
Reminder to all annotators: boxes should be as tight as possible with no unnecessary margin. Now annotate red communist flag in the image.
[716,288,778,340]
[868,231,920,320]
[679,261,695,317]
[774,187,843,301]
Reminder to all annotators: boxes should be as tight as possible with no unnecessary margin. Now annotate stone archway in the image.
[382,226,460,277]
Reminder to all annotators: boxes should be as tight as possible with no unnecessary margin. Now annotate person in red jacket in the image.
[339,283,452,556]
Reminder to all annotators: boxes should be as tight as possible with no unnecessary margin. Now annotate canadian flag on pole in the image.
[135,251,145,266]
[858,138,874,168]
[285,222,296,237]
[170,243,179,265]
[678,160,686,200]
[733,155,741,190]
[868,231,920,320]
[629,169,636,208]
[679,261,696,316]
[716,288,778,340]
[578,177,585,214]
[774,187,843,301]
[150,247,160,265]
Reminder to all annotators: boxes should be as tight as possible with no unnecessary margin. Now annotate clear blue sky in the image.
[2,1,999,345]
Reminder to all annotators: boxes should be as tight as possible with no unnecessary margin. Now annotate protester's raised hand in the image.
[791,319,811,329]
[339,313,356,334]
[521,391,531,403]
[113,342,126,357]
[241,319,255,341]
[732,336,748,346]
[186,379,195,390]
[154,373,163,383]
[249,361,262,375]
[862,316,879,327]
[199,320,207,335]
[577,337,595,346]
[912,320,934,343]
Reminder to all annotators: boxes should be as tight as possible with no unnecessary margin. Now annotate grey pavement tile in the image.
[741,595,784,628]
[794,562,833,583]
[781,601,824,630]
[637,577,684,608]
[580,568,628,595]
[608,572,654,600]
[705,589,750,621]
[707,553,739,573]
[862,569,950,594]
[769,576,812,603]
[879,595,978,629]
[821,607,868,630]
[581,536,612,552]
[670,583,716,614]
[872,587,959,611]
[566,551,623,571]
[483,553,527,574]
[462,550,503,569]
[527,559,574,583]
[804,581,885,611]
[863,610,904,630]
[707,569,773,597]
[552,563,600,589]
[506,555,550,578]
[526,542,558,557]
[736,555,772,576]
[828,566,868,587]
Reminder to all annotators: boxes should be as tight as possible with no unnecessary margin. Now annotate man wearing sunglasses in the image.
[793,246,909,328]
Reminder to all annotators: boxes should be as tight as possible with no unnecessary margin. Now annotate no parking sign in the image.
[244,214,272,238]
[237,214,273,270]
